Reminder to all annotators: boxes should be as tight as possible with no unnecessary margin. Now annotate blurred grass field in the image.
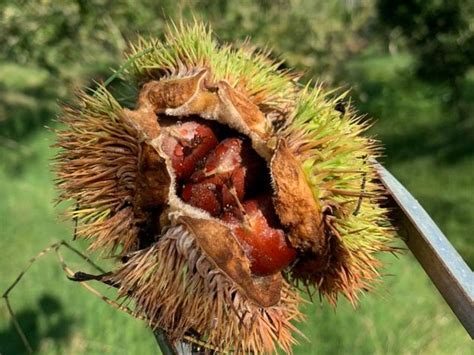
[0,49,472,354]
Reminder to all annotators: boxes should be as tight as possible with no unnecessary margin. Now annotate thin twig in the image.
[3,297,33,354]
[2,240,221,354]
[72,203,79,241]
[2,242,61,298]
[353,172,367,216]
[59,241,106,274]
[353,155,368,216]
[2,242,62,354]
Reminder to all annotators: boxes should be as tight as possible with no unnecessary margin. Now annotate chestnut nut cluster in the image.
[161,120,296,276]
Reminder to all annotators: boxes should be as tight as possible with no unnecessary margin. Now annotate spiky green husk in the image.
[281,85,395,304]
[128,21,297,112]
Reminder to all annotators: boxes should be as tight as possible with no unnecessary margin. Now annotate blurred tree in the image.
[191,0,376,83]
[0,0,177,79]
[0,0,374,140]
[376,0,474,121]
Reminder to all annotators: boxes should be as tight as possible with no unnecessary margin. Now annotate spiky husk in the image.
[128,21,297,116]
[280,86,395,305]
[106,225,304,354]
[55,88,141,254]
[55,20,397,353]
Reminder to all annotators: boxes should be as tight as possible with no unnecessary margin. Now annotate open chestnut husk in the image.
[55,22,396,354]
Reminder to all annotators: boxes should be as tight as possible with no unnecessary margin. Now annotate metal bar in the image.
[376,162,474,338]
[153,329,178,355]
[153,329,193,355]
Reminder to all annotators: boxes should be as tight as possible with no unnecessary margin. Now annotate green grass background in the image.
[1,25,473,355]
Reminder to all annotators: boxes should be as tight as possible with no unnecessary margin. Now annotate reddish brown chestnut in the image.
[165,123,296,276]
[223,198,297,276]
[161,121,218,181]
[181,137,263,215]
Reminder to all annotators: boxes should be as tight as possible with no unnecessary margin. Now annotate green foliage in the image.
[376,0,474,122]
[377,0,474,82]
[0,0,166,140]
